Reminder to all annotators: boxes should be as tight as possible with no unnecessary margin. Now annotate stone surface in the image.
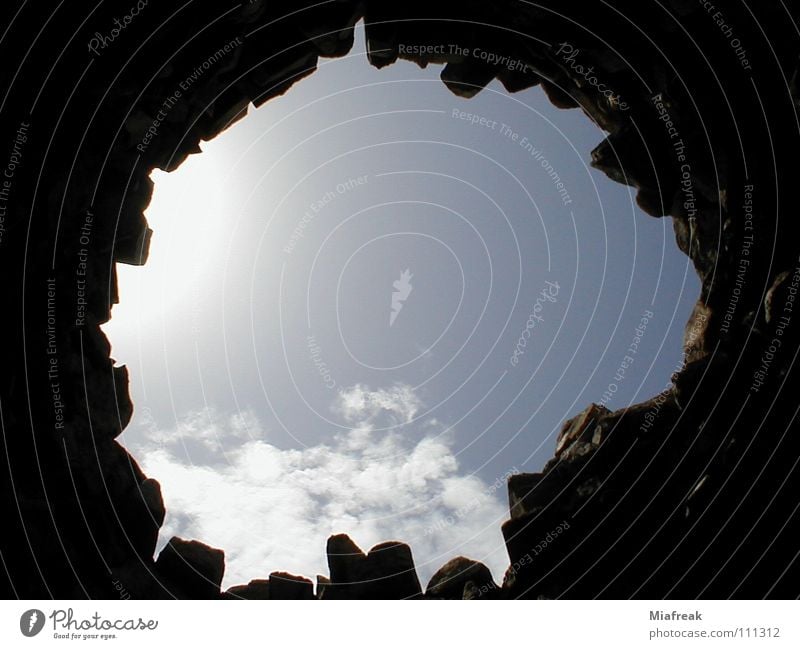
[364,541,422,599]
[554,403,610,457]
[1,0,799,600]
[226,579,271,600]
[426,557,497,600]
[268,572,314,600]
[323,535,422,599]
[315,575,331,599]
[323,534,368,599]
[507,473,546,520]
[131,478,166,561]
[155,538,225,599]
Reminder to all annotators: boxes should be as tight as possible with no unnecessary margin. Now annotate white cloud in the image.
[334,383,421,424]
[138,406,260,453]
[131,384,510,590]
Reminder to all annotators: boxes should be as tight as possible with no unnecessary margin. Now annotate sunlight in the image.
[96,23,698,590]
[103,145,231,345]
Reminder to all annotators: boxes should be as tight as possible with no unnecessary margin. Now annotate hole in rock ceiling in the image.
[102,24,699,588]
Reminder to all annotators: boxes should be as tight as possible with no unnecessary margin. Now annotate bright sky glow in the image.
[103,23,699,589]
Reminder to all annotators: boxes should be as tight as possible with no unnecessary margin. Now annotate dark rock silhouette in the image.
[267,572,315,600]
[155,538,225,599]
[1,0,799,598]
[225,579,271,600]
[426,557,497,600]
[323,535,422,599]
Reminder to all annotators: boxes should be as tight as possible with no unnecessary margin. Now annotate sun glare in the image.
[103,145,231,347]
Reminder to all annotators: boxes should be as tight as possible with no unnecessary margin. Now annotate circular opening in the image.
[101,22,699,589]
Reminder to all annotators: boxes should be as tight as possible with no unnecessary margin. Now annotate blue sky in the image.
[103,24,699,588]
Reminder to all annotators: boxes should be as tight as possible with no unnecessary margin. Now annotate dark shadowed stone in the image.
[316,575,330,599]
[155,537,225,599]
[507,473,544,519]
[6,0,799,601]
[441,61,497,98]
[462,581,481,600]
[323,534,367,599]
[590,392,679,448]
[268,571,314,600]
[365,541,422,599]
[765,271,791,324]
[115,224,152,266]
[496,67,540,93]
[463,580,500,600]
[136,478,165,559]
[225,579,270,600]
[555,403,610,457]
[636,187,668,217]
[323,536,422,599]
[299,2,361,57]
[112,365,134,434]
[363,7,399,69]
[426,557,497,600]
[139,479,165,525]
[540,79,579,108]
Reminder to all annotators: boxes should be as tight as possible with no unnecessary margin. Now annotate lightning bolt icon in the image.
[28,611,38,632]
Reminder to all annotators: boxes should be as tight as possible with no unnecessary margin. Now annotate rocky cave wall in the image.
[1,0,799,598]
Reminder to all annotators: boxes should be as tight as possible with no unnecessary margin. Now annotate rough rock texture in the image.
[426,557,498,600]
[323,534,369,600]
[323,535,422,599]
[267,572,315,600]
[224,579,271,600]
[362,541,423,599]
[154,538,225,599]
[1,0,799,598]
